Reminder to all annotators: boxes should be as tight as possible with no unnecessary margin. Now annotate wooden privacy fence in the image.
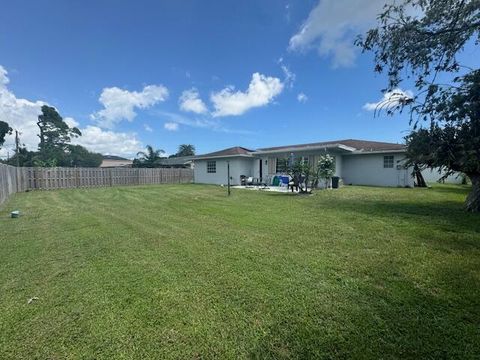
[0,164,194,205]
[0,164,28,205]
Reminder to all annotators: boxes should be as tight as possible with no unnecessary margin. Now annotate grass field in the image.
[1,184,479,359]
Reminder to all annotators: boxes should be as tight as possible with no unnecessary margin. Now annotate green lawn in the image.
[0,184,479,359]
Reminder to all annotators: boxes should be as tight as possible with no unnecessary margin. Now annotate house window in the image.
[384,155,394,168]
[276,158,288,173]
[300,156,309,165]
[207,161,216,173]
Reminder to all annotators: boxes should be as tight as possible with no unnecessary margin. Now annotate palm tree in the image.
[135,145,165,168]
[176,144,195,157]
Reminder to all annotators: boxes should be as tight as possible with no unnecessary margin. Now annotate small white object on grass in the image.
[11,210,20,218]
[27,296,39,304]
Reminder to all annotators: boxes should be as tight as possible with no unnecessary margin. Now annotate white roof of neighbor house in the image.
[158,156,195,166]
[100,155,133,168]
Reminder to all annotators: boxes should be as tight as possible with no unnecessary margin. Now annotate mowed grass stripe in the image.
[0,184,479,359]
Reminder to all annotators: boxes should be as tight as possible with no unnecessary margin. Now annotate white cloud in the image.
[0,65,46,157]
[297,92,308,103]
[64,117,80,128]
[363,89,414,112]
[211,73,284,117]
[143,124,153,132]
[281,64,296,88]
[164,122,179,131]
[179,88,208,114]
[155,111,253,135]
[91,84,169,128]
[72,126,143,158]
[0,64,144,159]
[285,4,291,23]
[289,0,391,68]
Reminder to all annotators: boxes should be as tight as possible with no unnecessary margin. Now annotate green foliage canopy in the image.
[357,0,480,211]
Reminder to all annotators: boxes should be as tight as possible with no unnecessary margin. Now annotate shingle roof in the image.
[196,146,253,158]
[258,139,405,152]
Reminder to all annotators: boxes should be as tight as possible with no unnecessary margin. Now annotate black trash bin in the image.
[331,176,340,189]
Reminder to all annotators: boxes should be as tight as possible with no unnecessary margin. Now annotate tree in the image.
[0,120,12,149]
[357,0,480,211]
[286,156,317,193]
[4,147,36,167]
[170,144,195,158]
[37,105,81,161]
[318,154,336,189]
[64,145,103,167]
[133,145,165,168]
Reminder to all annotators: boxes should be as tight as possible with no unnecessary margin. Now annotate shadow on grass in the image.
[427,184,471,195]
[263,186,478,229]
[248,259,480,359]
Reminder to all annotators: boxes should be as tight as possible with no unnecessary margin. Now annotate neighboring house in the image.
[158,156,195,169]
[194,147,254,185]
[100,155,133,168]
[193,139,414,187]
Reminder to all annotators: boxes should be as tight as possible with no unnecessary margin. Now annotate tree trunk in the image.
[465,174,480,212]
[414,164,427,187]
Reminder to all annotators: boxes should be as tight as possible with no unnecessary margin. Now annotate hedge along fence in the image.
[0,164,194,205]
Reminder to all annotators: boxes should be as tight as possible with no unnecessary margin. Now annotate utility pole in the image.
[15,130,20,168]
[14,130,20,191]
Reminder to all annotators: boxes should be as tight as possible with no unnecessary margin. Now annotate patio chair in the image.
[240,175,247,186]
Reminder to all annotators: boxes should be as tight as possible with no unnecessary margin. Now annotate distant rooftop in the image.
[102,155,130,161]
[195,146,254,159]
[159,156,195,165]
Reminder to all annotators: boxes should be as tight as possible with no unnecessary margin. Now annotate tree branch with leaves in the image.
[357,0,480,211]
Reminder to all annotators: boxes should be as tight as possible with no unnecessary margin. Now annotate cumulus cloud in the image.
[143,124,153,132]
[179,88,208,114]
[0,64,144,159]
[72,125,143,158]
[64,117,80,128]
[297,92,308,103]
[211,73,284,117]
[91,85,169,128]
[0,65,46,157]
[164,122,179,131]
[363,89,414,112]
[289,0,392,68]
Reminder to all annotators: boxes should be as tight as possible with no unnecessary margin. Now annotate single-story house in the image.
[158,156,195,169]
[193,139,415,187]
[100,155,133,168]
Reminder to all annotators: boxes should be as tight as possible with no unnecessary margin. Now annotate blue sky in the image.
[0,0,475,158]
